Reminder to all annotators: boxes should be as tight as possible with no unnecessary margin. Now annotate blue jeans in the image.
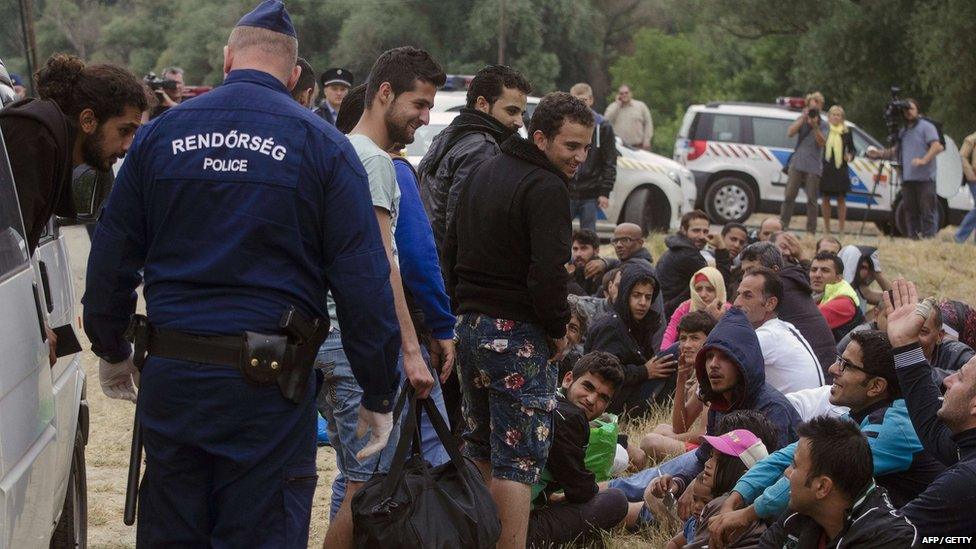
[955,183,976,243]
[608,449,701,502]
[315,329,450,519]
[570,198,598,233]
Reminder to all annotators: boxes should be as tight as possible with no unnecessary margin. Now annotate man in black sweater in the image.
[445,91,594,549]
[528,351,629,547]
[657,210,732,317]
[886,280,976,539]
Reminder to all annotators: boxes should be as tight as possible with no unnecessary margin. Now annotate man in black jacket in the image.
[760,416,919,548]
[657,210,732,317]
[886,280,976,539]
[445,92,593,549]
[0,54,147,255]
[420,64,531,253]
[527,351,629,547]
[568,82,617,233]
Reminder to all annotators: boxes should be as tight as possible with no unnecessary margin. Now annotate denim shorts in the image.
[315,328,449,486]
[456,313,557,485]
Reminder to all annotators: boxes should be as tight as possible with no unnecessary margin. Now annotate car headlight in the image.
[667,170,681,185]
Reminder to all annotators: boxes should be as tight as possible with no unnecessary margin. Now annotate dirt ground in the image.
[69,213,973,548]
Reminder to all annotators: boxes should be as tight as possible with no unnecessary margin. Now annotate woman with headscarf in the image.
[661,266,729,348]
[819,105,855,235]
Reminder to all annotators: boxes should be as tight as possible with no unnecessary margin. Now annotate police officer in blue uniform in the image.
[82,1,402,546]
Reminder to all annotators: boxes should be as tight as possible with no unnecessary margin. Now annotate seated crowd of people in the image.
[536,211,976,547]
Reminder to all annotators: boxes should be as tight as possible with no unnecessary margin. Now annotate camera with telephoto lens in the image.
[883,86,912,145]
[143,72,177,93]
[807,108,819,119]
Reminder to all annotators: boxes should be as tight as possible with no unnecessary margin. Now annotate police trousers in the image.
[136,356,317,548]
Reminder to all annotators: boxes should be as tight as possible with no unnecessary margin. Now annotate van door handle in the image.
[39,261,54,313]
[32,283,46,342]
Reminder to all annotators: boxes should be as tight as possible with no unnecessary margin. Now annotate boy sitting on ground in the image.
[640,311,716,461]
[527,351,630,547]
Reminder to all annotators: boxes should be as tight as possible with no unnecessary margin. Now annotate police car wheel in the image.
[621,185,671,234]
[704,176,755,224]
[51,429,87,549]
[892,196,945,237]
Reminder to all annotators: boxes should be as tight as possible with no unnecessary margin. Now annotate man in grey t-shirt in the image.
[869,98,944,238]
[781,91,827,234]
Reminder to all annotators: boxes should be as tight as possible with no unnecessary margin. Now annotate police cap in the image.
[320,68,353,89]
[236,0,296,39]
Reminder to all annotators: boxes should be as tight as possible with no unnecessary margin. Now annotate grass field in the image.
[71,219,974,548]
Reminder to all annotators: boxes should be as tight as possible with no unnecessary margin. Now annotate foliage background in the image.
[4,0,975,153]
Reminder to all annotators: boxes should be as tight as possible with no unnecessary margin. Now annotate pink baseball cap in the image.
[701,429,769,469]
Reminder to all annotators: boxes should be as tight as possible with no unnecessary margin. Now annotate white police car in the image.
[674,100,970,234]
[421,94,697,233]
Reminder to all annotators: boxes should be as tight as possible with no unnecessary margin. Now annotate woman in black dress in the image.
[820,105,855,234]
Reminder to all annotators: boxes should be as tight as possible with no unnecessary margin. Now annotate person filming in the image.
[868,98,943,239]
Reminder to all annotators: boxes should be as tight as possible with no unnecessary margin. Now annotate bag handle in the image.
[419,396,470,477]
[379,388,421,500]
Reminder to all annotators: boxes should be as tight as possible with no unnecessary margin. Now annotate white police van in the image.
[0,71,94,547]
[425,92,698,233]
[674,101,970,234]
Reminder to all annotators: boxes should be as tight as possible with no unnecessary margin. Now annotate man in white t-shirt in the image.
[734,266,825,394]
[319,46,449,549]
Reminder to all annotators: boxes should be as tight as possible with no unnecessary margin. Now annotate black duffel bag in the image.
[351,388,500,548]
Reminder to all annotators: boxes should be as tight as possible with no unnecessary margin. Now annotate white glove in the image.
[355,405,393,460]
[99,355,140,402]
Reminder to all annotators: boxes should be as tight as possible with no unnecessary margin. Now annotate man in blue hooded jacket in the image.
[610,308,799,524]
[610,309,800,520]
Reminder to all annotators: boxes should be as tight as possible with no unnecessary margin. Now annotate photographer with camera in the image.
[781,91,827,235]
[147,66,184,119]
[868,97,944,239]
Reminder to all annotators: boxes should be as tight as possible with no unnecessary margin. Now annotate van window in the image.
[0,134,30,279]
[691,113,743,143]
[751,117,795,149]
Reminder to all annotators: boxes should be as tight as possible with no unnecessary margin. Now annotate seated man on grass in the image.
[707,329,943,544]
[528,351,629,547]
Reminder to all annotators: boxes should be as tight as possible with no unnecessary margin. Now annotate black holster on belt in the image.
[123,307,329,405]
[276,306,330,404]
[124,314,150,371]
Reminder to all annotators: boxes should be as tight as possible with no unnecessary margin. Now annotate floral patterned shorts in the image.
[455,313,557,485]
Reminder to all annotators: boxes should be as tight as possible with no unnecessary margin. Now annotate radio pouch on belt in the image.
[241,331,288,386]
